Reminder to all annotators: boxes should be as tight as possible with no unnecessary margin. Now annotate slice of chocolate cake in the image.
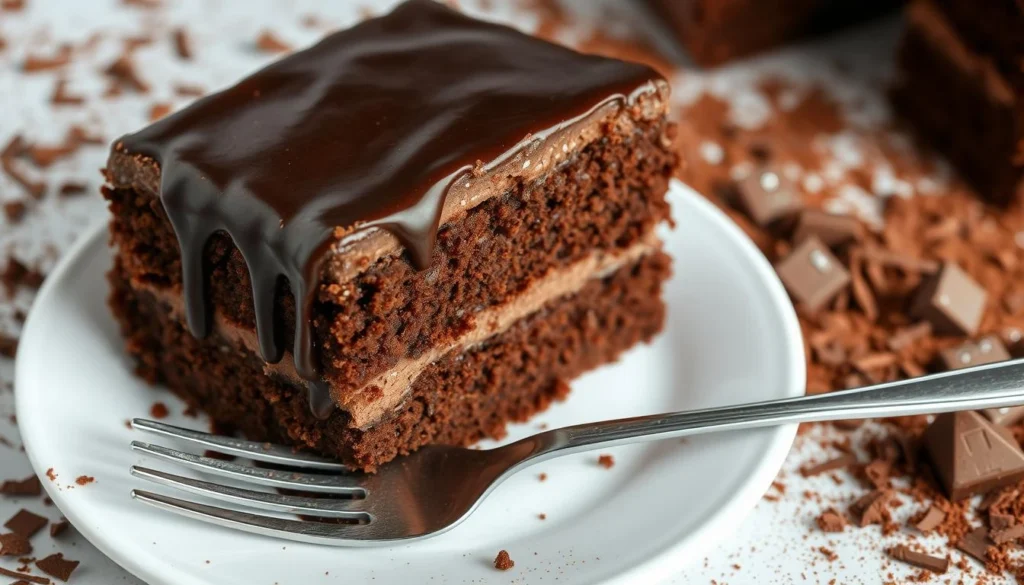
[104,0,677,471]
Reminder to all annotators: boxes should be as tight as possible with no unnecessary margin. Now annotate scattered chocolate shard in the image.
[990,523,1024,544]
[776,237,850,312]
[22,45,72,73]
[800,453,857,477]
[35,553,79,582]
[860,247,939,274]
[104,54,150,93]
[940,334,1010,370]
[887,322,933,351]
[49,79,84,106]
[793,209,863,247]
[256,30,292,53]
[0,532,31,556]
[849,252,878,321]
[172,28,192,60]
[863,459,891,489]
[911,262,987,336]
[888,544,949,573]
[149,102,172,121]
[173,83,205,97]
[982,406,1024,427]
[956,526,992,563]
[0,567,49,585]
[850,489,892,526]
[990,510,1015,530]
[0,334,17,358]
[4,509,47,538]
[57,182,87,197]
[1,136,46,199]
[3,200,27,223]
[48,519,68,538]
[815,508,847,532]
[914,505,945,532]
[736,167,803,228]
[923,411,1024,501]
[1,475,41,496]
[597,454,614,469]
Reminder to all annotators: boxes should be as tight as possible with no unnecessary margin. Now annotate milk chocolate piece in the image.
[793,209,863,248]
[990,523,1024,544]
[799,453,857,477]
[35,553,79,582]
[737,166,804,227]
[956,526,992,563]
[3,509,47,538]
[776,237,850,312]
[914,505,946,532]
[850,488,892,526]
[911,262,986,336]
[0,532,31,556]
[923,411,1024,501]
[888,545,949,573]
[940,335,1011,370]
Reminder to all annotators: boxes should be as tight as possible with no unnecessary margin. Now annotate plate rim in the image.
[15,182,804,585]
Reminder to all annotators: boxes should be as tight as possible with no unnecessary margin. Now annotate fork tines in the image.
[129,419,381,545]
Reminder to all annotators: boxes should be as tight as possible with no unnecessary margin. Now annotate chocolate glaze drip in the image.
[116,0,661,419]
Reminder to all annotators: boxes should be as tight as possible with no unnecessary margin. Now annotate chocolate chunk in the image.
[48,519,68,538]
[493,549,514,571]
[0,532,31,556]
[940,335,1011,371]
[776,237,850,312]
[990,523,1024,544]
[863,459,891,489]
[50,79,84,106]
[1,475,41,496]
[597,454,614,469]
[850,489,892,526]
[982,406,1024,427]
[256,30,292,53]
[793,209,863,248]
[923,411,1024,501]
[172,28,192,60]
[0,567,49,585]
[914,505,946,532]
[956,526,992,563]
[911,262,986,336]
[4,509,47,538]
[887,322,933,351]
[800,453,857,477]
[35,553,79,582]
[736,167,803,227]
[815,508,847,532]
[887,545,949,573]
[990,511,1015,530]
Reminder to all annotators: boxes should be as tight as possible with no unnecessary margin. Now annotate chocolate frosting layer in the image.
[113,0,664,417]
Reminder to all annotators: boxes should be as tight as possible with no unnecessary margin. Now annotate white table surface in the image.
[0,1,977,583]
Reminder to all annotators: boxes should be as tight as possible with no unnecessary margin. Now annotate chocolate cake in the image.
[892,0,1023,204]
[103,0,677,471]
[644,0,898,67]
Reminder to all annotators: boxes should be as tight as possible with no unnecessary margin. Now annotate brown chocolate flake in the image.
[2,258,45,295]
[104,54,150,94]
[1,0,25,11]
[35,553,79,582]
[494,549,514,571]
[736,167,803,228]
[0,532,31,556]
[815,508,847,532]
[0,567,49,585]
[2,136,46,199]
[172,28,192,60]
[939,336,1010,371]
[863,459,891,489]
[150,402,169,419]
[597,454,614,469]
[800,453,856,477]
[174,83,205,97]
[776,237,850,312]
[955,526,992,563]
[911,262,987,336]
[887,322,933,351]
[887,545,948,573]
[57,182,87,197]
[913,505,946,533]
[990,523,1024,544]
[256,30,292,53]
[0,334,17,358]
[3,200,27,223]
[23,45,72,73]
[924,411,1024,501]
[149,103,172,121]
[1,475,41,496]
[49,79,84,106]
[48,520,68,538]
[793,210,863,248]
[850,489,892,526]
[4,509,47,538]
[74,476,94,486]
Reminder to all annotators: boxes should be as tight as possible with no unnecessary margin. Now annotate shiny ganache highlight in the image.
[114,0,663,418]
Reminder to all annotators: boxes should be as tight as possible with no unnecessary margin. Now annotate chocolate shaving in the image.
[2,136,46,199]
[887,545,949,573]
[50,79,84,106]
[174,83,205,97]
[849,252,878,321]
[58,182,87,197]
[4,509,47,538]
[800,453,857,477]
[0,567,49,585]
[0,532,31,556]
[1,475,41,496]
[103,54,150,94]
[23,45,72,73]
[149,103,172,121]
[35,553,79,582]
[255,30,291,53]
[48,520,68,538]
[172,28,192,60]
[3,200,27,223]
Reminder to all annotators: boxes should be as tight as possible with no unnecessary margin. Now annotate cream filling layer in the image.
[132,236,658,428]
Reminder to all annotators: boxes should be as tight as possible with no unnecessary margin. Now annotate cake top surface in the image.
[111,0,664,413]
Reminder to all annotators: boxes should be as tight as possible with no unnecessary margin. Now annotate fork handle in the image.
[521,358,1024,462]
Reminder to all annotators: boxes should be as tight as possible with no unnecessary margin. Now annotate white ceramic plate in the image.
[16,181,803,585]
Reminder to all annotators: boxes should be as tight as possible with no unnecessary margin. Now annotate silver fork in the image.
[131,358,1024,545]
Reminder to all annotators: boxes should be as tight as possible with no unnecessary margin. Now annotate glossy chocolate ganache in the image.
[112,0,664,418]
